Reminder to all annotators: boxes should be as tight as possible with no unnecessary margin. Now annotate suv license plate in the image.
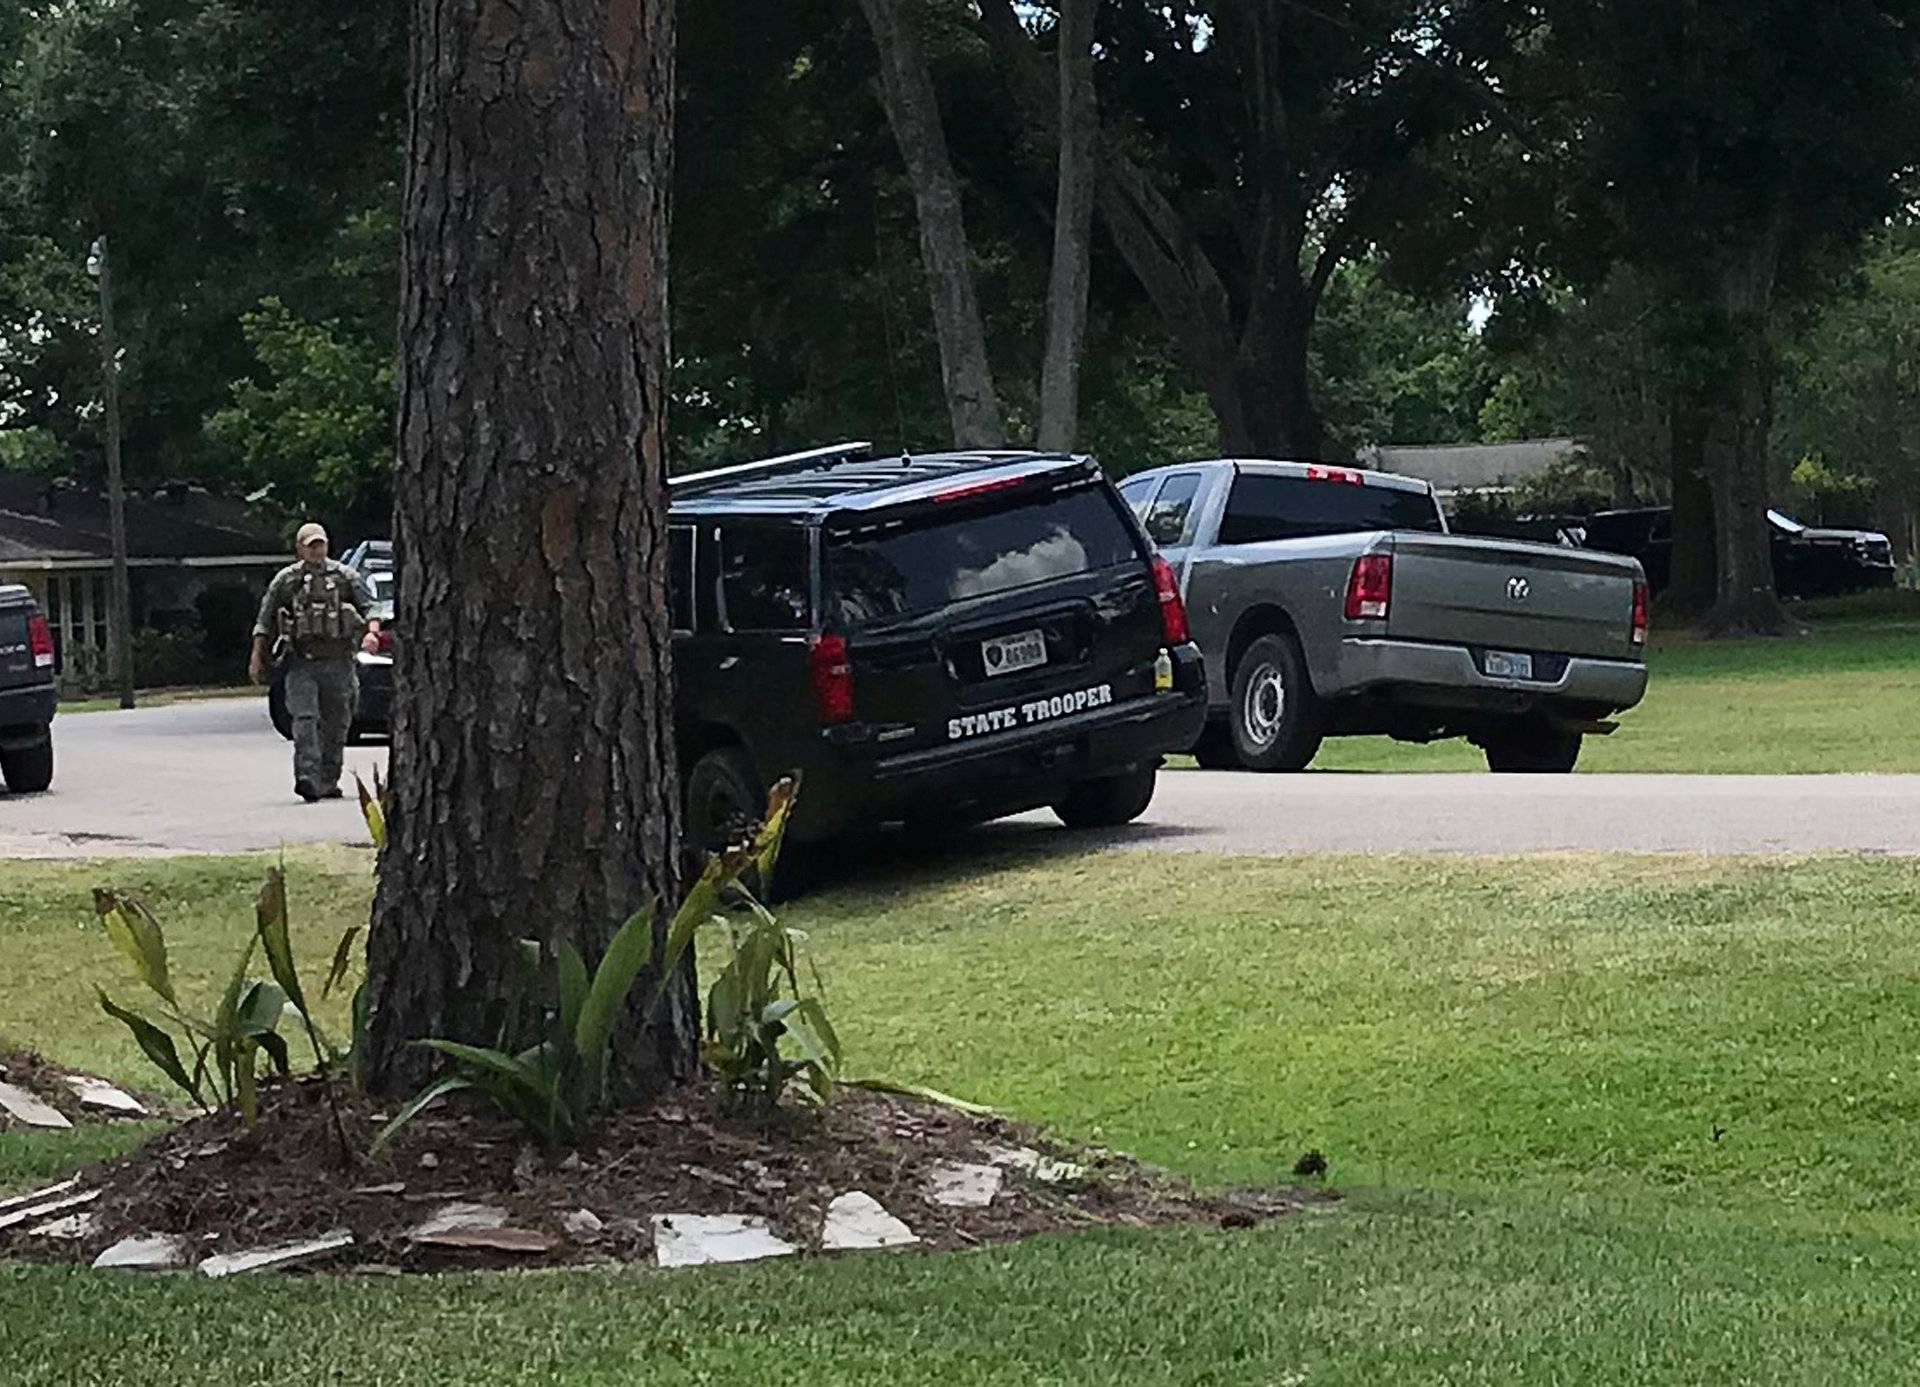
[1485,650,1534,681]
[982,628,1048,677]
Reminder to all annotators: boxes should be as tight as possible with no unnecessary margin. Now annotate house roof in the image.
[1356,438,1585,493]
[0,477,288,567]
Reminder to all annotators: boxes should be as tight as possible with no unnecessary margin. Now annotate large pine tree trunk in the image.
[858,0,1006,449]
[1036,0,1097,452]
[363,0,696,1100]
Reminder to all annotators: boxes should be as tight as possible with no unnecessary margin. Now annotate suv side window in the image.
[1117,474,1160,520]
[719,526,812,632]
[1142,472,1200,546]
[667,525,695,633]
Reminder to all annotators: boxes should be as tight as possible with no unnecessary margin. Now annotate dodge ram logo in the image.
[1506,576,1531,601]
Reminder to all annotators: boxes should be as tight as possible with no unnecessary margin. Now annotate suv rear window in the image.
[827,481,1141,625]
[1219,473,1443,544]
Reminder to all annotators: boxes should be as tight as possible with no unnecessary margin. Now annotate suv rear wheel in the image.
[1,735,54,793]
[685,746,763,854]
[1053,765,1157,829]
[1480,722,1583,773]
[1229,633,1324,772]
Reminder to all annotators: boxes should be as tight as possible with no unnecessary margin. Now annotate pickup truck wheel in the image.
[1,735,54,793]
[1481,724,1583,773]
[1229,634,1324,772]
[1053,766,1158,829]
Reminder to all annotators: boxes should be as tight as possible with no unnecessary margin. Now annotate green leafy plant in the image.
[693,889,841,1116]
[375,778,838,1151]
[93,877,307,1126]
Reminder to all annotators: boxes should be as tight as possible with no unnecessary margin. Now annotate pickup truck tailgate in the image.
[1386,534,1641,660]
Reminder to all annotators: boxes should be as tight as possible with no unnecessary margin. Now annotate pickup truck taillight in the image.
[1344,553,1392,621]
[1150,556,1190,644]
[26,614,54,669]
[1631,580,1649,646]
[807,633,854,723]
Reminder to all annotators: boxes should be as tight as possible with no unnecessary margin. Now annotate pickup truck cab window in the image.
[1117,474,1159,520]
[1219,472,1445,544]
[1143,472,1201,547]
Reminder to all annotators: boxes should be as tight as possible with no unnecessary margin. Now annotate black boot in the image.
[295,780,320,802]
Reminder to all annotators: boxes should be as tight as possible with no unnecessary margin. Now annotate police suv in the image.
[670,443,1207,850]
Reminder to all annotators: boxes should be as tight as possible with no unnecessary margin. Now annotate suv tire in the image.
[1190,720,1240,770]
[685,745,764,854]
[1053,765,1157,829]
[1,735,54,793]
[1228,633,1324,772]
[1481,722,1583,773]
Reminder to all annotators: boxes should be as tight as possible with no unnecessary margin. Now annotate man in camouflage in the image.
[249,523,381,802]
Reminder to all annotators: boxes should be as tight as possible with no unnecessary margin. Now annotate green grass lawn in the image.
[6,846,1920,1381]
[1310,596,1920,773]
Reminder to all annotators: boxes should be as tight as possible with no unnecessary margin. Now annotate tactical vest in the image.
[279,567,362,657]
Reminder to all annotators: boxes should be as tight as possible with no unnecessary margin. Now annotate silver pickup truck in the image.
[1118,460,1649,772]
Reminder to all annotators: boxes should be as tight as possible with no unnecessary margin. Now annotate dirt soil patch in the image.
[5,1076,1330,1273]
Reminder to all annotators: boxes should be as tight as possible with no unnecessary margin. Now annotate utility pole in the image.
[90,235,135,709]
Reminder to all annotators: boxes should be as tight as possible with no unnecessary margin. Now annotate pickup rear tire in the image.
[1,734,54,793]
[1229,633,1324,772]
[1053,766,1158,829]
[1481,723,1583,773]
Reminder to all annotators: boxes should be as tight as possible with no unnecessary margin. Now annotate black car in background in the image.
[0,584,57,792]
[1584,505,1896,599]
[668,444,1207,849]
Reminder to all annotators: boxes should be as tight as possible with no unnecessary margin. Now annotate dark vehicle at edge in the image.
[669,443,1207,849]
[1584,505,1896,599]
[0,583,57,792]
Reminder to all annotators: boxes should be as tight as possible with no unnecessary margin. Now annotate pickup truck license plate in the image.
[982,628,1048,677]
[1485,650,1534,681]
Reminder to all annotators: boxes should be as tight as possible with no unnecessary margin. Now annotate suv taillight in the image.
[1631,580,1649,646]
[26,614,54,668]
[1344,553,1392,621]
[1149,556,1190,644]
[807,633,854,723]
[376,628,394,655]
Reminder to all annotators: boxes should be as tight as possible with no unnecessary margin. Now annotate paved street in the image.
[4,699,1919,858]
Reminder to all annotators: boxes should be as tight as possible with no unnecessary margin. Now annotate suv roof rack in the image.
[670,441,874,498]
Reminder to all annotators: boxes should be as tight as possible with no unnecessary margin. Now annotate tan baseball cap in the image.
[294,522,329,548]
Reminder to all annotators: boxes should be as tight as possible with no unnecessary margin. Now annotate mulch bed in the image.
[4,1075,1332,1273]
[0,1049,161,1127]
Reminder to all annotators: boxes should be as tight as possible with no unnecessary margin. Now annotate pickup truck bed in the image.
[1118,460,1649,772]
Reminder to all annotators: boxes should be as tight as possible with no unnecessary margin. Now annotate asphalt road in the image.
[4,698,1918,858]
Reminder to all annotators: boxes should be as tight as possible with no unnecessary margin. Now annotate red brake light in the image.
[1344,553,1392,620]
[376,628,394,655]
[1631,580,1649,646]
[807,633,854,723]
[930,475,1024,504]
[26,614,54,668]
[1149,556,1190,644]
[1307,466,1363,485]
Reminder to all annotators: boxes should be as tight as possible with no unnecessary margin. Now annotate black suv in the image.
[1585,506,1896,599]
[669,444,1207,848]
[0,584,57,792]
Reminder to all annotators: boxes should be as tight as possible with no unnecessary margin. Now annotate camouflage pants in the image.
[285,658,356,793]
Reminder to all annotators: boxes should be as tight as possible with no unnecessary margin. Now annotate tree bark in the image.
[364,0,695,1100]
[1037,0,1097,452]
[857,0,1006,449]
[1666,387,1716,616]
